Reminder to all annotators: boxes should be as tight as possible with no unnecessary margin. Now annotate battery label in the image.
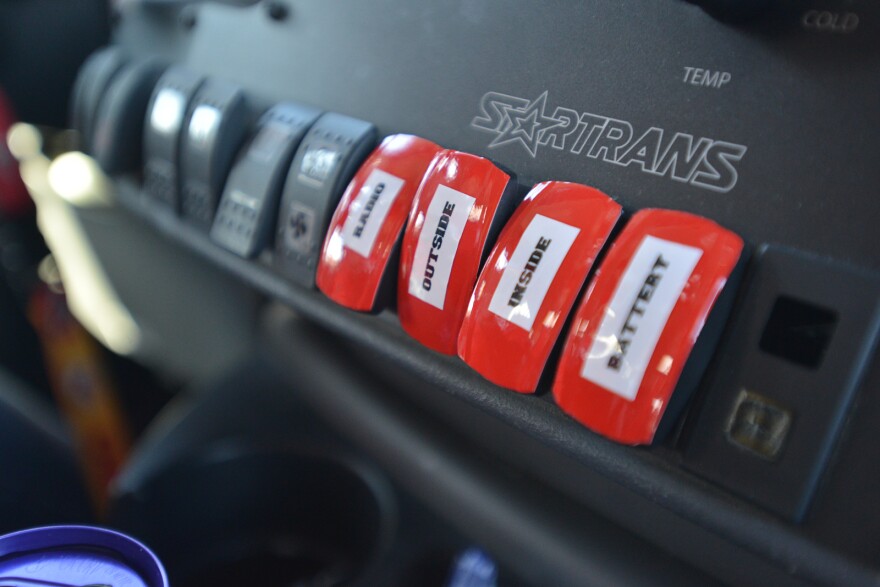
[408,184,475,309]
[580,235,702,401]
[487,214,580,331]
[340,168,405,258]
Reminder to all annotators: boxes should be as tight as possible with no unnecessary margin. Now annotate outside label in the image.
[580,235,702,401]
[340,169,405,258]
[408,184,476,309]
[488,214,580,331]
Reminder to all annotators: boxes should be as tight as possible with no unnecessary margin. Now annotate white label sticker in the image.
[580,235,703,401]
[408,184,476,309]
[340,169,405,258]
[150,88,186,135]
[487,215,580,331]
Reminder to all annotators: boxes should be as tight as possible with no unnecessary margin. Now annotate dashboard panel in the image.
[29,1,880,585]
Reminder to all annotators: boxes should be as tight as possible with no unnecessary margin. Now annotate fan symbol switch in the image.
[285,203,315,255]
[290,212,309,237]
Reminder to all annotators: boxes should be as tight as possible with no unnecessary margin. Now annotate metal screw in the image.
[179,6,197,30]
[266,0,289,22]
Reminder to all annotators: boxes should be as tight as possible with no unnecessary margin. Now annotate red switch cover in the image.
[0,89,31,218]
[553,209,744,445]
[398,150,518,354]
[317,134,442,312]
[457,181,621,392]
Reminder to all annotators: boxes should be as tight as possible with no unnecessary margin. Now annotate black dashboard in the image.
[4,1,880,585]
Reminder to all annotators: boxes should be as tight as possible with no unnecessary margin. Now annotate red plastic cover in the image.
[0,88,32,218]
[317,134,442,311]
[553,209,744,445]
[398,150,513,354]
[457,181,621,392]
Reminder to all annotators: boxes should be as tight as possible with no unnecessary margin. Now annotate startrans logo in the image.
[471,91,747,193]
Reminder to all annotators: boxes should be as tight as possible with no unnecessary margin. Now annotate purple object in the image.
[0,525,169,587]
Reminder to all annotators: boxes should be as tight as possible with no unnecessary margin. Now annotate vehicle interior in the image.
[0,1,878,585]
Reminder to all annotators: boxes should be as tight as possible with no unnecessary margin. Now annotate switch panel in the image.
[684,246,880,521]
[211,102,321,258]
[274,112,377,288]
[179,79,249,229]
[143,66,204,211]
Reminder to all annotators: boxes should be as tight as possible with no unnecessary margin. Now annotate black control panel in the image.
[75,1,880,585]
[685,246,880,522]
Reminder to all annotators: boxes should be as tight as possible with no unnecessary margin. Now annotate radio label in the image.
[340,169,405,258]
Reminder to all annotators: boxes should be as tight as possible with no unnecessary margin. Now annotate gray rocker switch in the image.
[143,66,204,211]
[179,79,249,230]
[274,112,377,288]
[210,102,322,258]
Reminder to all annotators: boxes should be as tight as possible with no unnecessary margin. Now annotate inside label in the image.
[487,214,580,331]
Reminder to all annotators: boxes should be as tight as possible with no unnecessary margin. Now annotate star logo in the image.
[488,91,562,157]
[471,89,748,193]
